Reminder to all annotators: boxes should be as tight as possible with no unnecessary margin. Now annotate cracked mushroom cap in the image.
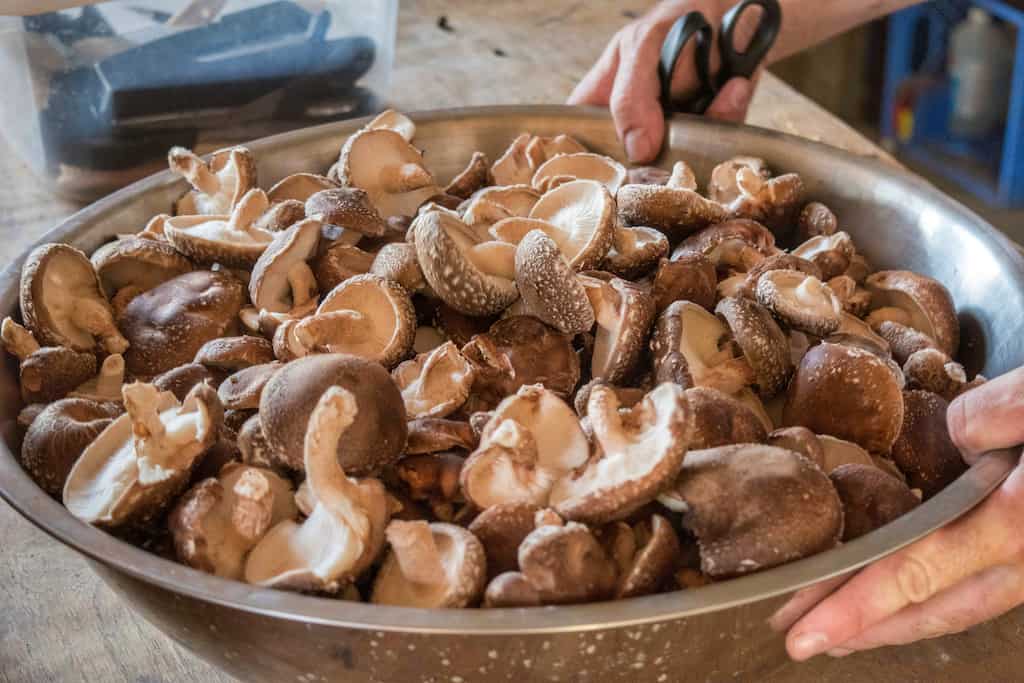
[392,341,475,419]
[531,152,627,194]
[296,273,416,368]
[663,444,842,578]
[118,270,244,377]
[18,346,97,404]
[715,296,793,399]
[491,133,587,186]
[891,390,966,499]
[614,514,682,599]
[602,226,669,280]
[651,253,717,313]
[414,208,518,316]
[461,385,589,508]
[460,316,580,411]
[528,179,616,271]
[245,386,392,591]
[830,463,920,541]
[515,230,595,335]
[304,187,387,237]
[249,218,321,314]
[169,146,256,216]
[650,300,754,395]
[550,383,692,524]
[865,270,959,357]
[617,184,729,240]
[674,219,777,272]
[90,237,193,298]
[510,520,618,605]
[20,243,127,354]
[467,501,541,578]
[756,269,843,337]
[792,231,856,281]
[21,398,121,497]
[63,382,221,528]
[371,520,486,608]
[259,354,407,475]
[266,172,338,204]
[334,128,440,220]
[784,343,905,454]
[217,362,282,411]
[582,273,655,384]
[164,189,276,268]
[169,463,298,579]
[685,387,769,450]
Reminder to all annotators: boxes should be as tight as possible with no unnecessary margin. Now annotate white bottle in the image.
[949,8,1014,138]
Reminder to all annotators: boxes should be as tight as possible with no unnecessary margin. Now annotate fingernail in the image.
[827,648,855,658]
[624,129,651,163]
[790,632,830,660]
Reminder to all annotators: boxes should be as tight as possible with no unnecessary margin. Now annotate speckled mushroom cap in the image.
[873,320,937,365]
[615,514,682,599]
[515,230,595,335]
[672,218,777,270]
[90,237,194,298]
[616,183,728,241]
[755,269,843,337]
[830,463,919,541]
[865,270,960,357]
[63,383,221,528]
[312,243,375,293]
[248,218,321,314]
[370,242,428,294]
[266,173,338,203]
[334,128,440,220]
[491,133,586,186]
[684,387,769,450]
[582,273,655,384]
[663,444,842,578]
[151,363,218,402]
[217,362,282,411]
[527,179,616,271]
[783,342,905,454]
[602,225,669,280]
[302,273,416,368]
[651,253,718,312]
[531,152,627,194]
[414,208,518,316]
[467,501,541,579]
[258,354,407,475]
[164,189,275,268]
[169,146,256,216]
[903,347,968,400]
[550,383,693,524]
[514,520,618,604]
[21,398,121,497]
[20,243,127,353]
[304,188,387,237]
[118,270,244,377]
[891,390,967,499]
[444,151,493,199]
[194,336,275,371]
[767,426,825,469]
[715,296,792,398]
[392,341,475,419]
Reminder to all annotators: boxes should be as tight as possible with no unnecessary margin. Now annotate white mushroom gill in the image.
[126,383,209,485]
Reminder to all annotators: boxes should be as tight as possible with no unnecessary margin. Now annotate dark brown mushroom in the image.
[468,502,540,579]
[890,390,967,499]
[715,296,792,398]
[651,253,717,313]
[830,463,920,541]
[685,387,768,450]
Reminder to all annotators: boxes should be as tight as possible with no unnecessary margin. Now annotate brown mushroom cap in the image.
[866,270,960,357]
[461,185,541,232]
[19,346,97,404]
[617,183,728,241]
[626,165,672,186]
[266,172,338,204]
[715,296,792,398]
[193,336,274,372]
[118,270,244,377]
[685,387,768,450]
[151,362,219,401]
[370,242,428,294]
[304,187,387,237]
[312,243,375,293]
[602,226,669,280]
[248,218,321,314]
[651,253,717,312]
[169,146,256,216]
[665,444,842,577]
[797,202,838,240]
[445,151,493,199]
[831,312,892,357]
[767,426,825,469]
[371,521,486,608]
[873,320,937,365]
[217,362,282,411]
[550,383,692,524]
[531,153,627,194]
[392,341,475,419]
[674,219,777,271]
[755,269,843,337]
[491,133,587,187]
[414,208,518,316]
[583,273,655,384]
[405,418,478,455]
[890,390,966,499]
[20,243,127,353]
[616,514,682,599]
[514,521,618,604]
[468,502,541,579]
[737,254,822,299]
[525,179,616,272]
[903,348,968,400]
[21,398,121,497]
[164,189,275,268]
[816,434,878,473]
[784,342,905,454]
[515,230,595,335]
[461,316,580,412]
[90,237,194,298]
[259,354,407,475]
[830,463,920,541]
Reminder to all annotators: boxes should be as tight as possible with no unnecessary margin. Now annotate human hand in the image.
[773,366,1024,660]
[568,0,758,163]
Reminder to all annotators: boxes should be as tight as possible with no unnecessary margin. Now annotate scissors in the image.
[658,0,782,115]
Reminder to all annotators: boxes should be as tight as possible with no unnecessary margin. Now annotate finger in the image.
[705,76,755,123]
[609,23,668,163]
[568,33,621,106]
[830,564,1024,655]
[768,574,852,633]
[786,461,1024,661]
[948,366,1024,463]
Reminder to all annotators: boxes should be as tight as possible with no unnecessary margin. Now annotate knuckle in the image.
[894,554,937,604]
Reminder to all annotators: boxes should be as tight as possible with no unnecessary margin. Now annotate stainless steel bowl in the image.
[2,107,1022,682]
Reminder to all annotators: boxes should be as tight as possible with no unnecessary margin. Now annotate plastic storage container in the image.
[0,0,397,200]
[949,7,1014,139]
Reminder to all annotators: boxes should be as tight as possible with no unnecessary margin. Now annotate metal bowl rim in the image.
[1,105,1020,634]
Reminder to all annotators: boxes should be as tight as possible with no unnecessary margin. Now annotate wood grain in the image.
[0,1,1017,682]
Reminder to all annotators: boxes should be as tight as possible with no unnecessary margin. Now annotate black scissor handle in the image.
[718,0,782,85]
[658,12,714,116]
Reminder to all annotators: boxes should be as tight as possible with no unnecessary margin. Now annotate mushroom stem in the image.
[231,469,275,543]
[385,520,446,586]
[487,419,538,465]
[294,310,368,352]
[286,262,318,308]
[667,161,697,191]
[380,163,433,193]
[169,148,220,196]
[586,385,629,454]
[1,317,39,360]
[70,299,128,353]
[123,382,167,442]
[228,189,270,234]
[736,166,765,197]
[95,354,126,398]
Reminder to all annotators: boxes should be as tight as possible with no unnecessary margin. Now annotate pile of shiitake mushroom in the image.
[3,110,980,608]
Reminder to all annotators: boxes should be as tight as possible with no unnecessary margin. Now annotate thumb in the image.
[705,77,755,123]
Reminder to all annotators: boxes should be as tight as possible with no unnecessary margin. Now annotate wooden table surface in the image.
[2,2,1022,682]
